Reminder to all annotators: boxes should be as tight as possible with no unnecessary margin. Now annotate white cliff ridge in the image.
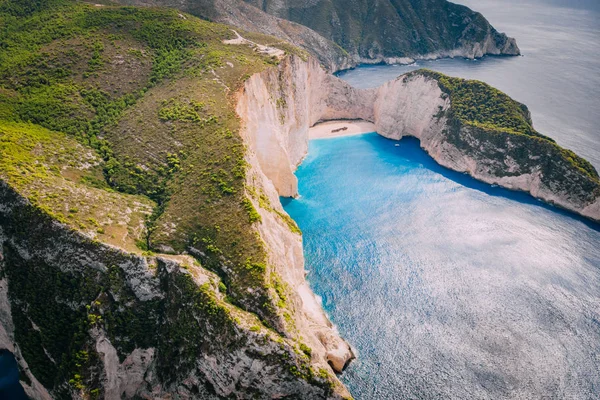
[237,55,600,220]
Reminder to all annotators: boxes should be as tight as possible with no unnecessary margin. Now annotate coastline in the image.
[309,120,376,139]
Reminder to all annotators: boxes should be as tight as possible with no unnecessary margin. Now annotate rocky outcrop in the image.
[374,74,449,140]
[236,56,357,374]
[237,56,600,222]
[0,280,53,400]
[0,180,350,399]
[373,72,600,222]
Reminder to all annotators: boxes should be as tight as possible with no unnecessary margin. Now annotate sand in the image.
[309,120,376,139]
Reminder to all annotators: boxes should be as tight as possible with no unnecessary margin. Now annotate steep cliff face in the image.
[245,0,520,64]
[374,74,449,140]
[243,149,355,375]
[237,57,600,222]
[0,2,353,398]
[237,56,375,196]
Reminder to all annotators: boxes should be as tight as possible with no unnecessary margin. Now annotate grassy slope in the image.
[0,121,154,252]
[0,0,316,381]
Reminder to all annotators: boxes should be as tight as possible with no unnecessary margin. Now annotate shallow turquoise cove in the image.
[283,134,600,399]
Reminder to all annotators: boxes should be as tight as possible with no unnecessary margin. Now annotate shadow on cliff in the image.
[375,135,600,232]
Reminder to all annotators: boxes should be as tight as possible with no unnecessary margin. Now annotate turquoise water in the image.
[283,135,600,399]
[284,1,600,397]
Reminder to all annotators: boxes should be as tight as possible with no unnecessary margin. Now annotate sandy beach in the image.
[309,120,376,139]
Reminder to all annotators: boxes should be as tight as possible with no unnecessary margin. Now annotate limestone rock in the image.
[237,56,600,222]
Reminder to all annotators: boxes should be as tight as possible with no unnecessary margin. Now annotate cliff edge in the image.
[237,58,599,222]
[0,2,352,398]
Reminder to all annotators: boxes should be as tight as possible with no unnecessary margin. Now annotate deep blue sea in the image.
[284,0,600,398]
[0,351,27,400]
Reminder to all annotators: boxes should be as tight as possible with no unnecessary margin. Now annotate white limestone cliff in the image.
[244,153,355,376]
[237,56,362,376]
[237,55,599,227]
[236,56,375,196]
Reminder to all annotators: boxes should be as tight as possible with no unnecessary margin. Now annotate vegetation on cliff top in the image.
[0,0,325,396]
[415,69,600,185]
[419,70,540,137]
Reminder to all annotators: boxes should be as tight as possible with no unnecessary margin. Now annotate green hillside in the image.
[0,1,337,397]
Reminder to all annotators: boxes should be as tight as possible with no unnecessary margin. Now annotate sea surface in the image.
[337,0,600,170]
[284,0,600,398]
[0,351,27,400]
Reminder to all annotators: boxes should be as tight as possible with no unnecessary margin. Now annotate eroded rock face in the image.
[374,75,449,140]
[0,181,349,399]
[237,56,600,222]
[237,56,375,196]
[244,154,355,373]
[0,280,53,400]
